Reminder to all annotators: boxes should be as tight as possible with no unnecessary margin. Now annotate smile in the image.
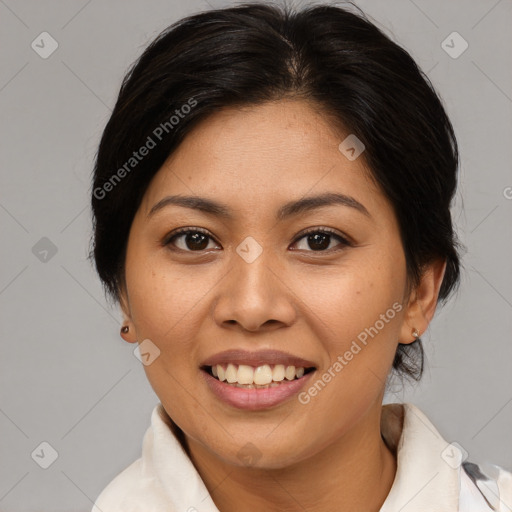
[206,363,315,388]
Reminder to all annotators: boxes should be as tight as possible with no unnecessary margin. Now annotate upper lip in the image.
[200,349,317,369]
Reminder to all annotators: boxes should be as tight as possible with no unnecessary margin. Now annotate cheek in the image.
[292,265,404,439]
[126,248,212,340]
[125,255,210,415]
[123,253,211,409]
[295,255,405,413]
[299,254,404,345]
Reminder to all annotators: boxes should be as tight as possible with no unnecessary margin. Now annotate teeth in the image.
[272,364,285,381]
[285,365,296,380]
[225,363,238,383]
[210,363,309,385]
[254,364,273,385]
[237,364,254,385]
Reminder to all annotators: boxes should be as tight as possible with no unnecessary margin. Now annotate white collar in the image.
[93,402,465,511]
[379,402,460,511]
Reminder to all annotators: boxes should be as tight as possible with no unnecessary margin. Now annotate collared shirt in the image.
[91,402,512,511]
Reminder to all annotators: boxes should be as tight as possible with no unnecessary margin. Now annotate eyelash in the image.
[162,226,352,253]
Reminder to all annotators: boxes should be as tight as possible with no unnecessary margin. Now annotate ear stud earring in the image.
[121,325,129,334]
[411,328,419,339]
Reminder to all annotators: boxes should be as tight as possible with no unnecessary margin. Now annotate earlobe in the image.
[399,258,447,344]
[119,288,138,344]
[120,323,138,343]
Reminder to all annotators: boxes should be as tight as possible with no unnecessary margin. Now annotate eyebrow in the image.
[147,192,371,221]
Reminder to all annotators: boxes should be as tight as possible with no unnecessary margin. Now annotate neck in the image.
[185,402,398,512]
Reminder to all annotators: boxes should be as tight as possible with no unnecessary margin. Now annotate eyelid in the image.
[163,225,352,253]
[292,226,352,247]
[162,226,219,247]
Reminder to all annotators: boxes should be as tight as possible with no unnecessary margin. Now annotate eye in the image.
[163,226,351,254]
[163,227,220,252]
[291,227,351,252]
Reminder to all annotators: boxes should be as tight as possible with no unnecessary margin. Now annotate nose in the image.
[212,246,297,333]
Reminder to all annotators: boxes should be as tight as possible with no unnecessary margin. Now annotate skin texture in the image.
[119,99,446,511]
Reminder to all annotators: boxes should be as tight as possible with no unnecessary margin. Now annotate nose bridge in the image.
[231,236,277,301]
[213,237,295,331]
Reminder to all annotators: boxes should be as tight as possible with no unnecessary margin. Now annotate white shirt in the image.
[91,402,512,511]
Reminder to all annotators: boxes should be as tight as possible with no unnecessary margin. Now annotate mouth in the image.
[201,363,316,389]
[199,349,318,410]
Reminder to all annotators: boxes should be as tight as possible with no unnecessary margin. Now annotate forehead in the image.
[139,99,386,221]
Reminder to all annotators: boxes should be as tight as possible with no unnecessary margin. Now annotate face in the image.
[120,99,422,469]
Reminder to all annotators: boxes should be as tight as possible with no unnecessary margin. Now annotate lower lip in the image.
[201,369,315,410]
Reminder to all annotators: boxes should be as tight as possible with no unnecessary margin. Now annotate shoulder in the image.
[91,456,173,512]
[460,460,512,511]
[91,457,141,512]
[91,404,177,512]
[381,402,512,512]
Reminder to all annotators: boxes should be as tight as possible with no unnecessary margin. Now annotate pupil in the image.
[308,233,329,250]
[186,232,208,250]
[183,232,330,251]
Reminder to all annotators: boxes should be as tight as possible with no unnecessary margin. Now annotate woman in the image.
[89,2,512,511]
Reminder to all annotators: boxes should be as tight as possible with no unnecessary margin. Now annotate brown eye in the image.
[163,227,350,254]
[292,228,350,252]
[164,228,218,252]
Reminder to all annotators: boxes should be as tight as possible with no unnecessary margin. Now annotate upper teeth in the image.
[211,364,305,385]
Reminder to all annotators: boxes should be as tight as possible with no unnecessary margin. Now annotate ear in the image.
[119,284,138,344]
[399,258,447,344]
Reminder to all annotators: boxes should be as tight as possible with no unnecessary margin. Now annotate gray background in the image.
[1,0,511,510]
